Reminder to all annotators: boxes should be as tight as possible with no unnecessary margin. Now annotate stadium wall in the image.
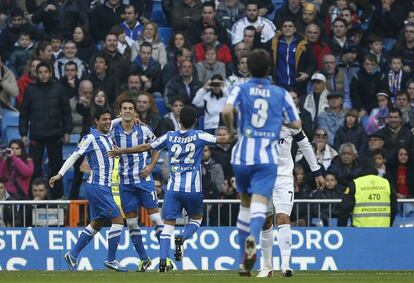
[0,227,413,271]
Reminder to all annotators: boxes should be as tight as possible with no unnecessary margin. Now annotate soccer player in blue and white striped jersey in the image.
[222,49,301,276]
[108,106,230,272]
[49,108,127,272]
[111,98,164,271]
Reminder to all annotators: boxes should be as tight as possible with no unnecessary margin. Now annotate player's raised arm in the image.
[222,85,240,136]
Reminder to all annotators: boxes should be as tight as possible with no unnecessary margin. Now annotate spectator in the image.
[359,132,386,168]
[19,62,73,199]
[115,73,144,113]
[395,91,411,125]
[53,40,89,80]
[373,149,389,178]
[240,25,256,50]
[164,59,202,106]
[167,31,191,62]
[303,73,330,123]
[196,48,227,84]
[0,53,19,111]
[388,146,414,198]
[0,8,42,59]
[216,0,245,39]
[318,91,346,146]
[192,74,228,133]
[273,0,302,30]
[101,33,131,85]
[334,108,368,153]
[154,176,164,199]
[69,80,92,134]
[240,0,274,17]
[119,5,143,44]
[202,145,224,197]
[387,56,410,98]
[163,97,183,131]
[327,143,363,189]
[231,1,276,45]
[329,18,348,56]
[391,23,414,74]
[219,177,239,226]
[306,23,332,71]
[364,92,391,135]
[131,22,167,67]
[0,139,34,200]
[136,92,164,137]
[88,53,119,106]
[90,0,125,41]
[312,127,338,170]
[162,47,194,88]
[291,163,315,226]
[296,3,324,37]
[193,25,233,65]
[377,108,414,161]
[226,42,249,77]
[0,180,9,227]
[210,126,234,180]
[59,61,80,99]
[366,34,388,72]
[90,88,111,119]
[225,55,250,91]
[336,41,360,89]
[312,173,342,226]
[369,0,405,51]
[50,34,63,61]
[193,1,229,45]
[131,41,162,93]
[269,19,315,92]
[31,177,49,201]
[8,32,33,78]
[170,0,203,45]
[350,54,387,115]
[16,58,41,110]
[32,0,88,39]
[32,41,54,66]
[72,25,97,63]
[110,25,132,58]
[322,54,351,109]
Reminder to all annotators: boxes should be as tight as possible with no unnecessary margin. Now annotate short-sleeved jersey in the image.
[111,122,156,185]
[226,78,299,166]
[151,129,216,193]
[75,128,114,186]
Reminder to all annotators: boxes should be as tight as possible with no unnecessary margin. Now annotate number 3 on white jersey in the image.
[171,143,196,164]
[251,98,268,128]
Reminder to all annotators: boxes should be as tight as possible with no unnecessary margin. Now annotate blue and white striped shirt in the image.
[151,129,216,193]
[111,123,157,185]
[75,128,114,187]
[226,78,299,166]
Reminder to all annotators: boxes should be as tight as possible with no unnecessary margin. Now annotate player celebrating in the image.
[49,108,127,272]
[111,98,164,271]
[108,106,230,272]
[257,126,325,278]
[222,49,301,276]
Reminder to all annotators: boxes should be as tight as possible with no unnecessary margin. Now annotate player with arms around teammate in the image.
[222,49,301,276]
[108,106,230,272]
[111,98,164,271]
[49,108,127,272]
[258,125,325,278]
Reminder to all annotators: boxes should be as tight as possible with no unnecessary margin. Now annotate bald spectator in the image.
[69,80,93,134]
[306,23,332,71]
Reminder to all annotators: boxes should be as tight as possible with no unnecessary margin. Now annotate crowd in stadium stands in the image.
[1,0,414,227]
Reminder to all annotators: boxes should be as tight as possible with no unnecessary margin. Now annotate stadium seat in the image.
[155,98,169,117]
[273,0,286,9]
[70,133,81,143]
[4,125,20,143]
[63,169,74,197]
[152,10,166,26]
[62,143,77,160]
[1,110,19,137]
[158,27,172,46]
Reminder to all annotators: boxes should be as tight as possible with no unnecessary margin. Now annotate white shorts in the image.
[265,175,294,216]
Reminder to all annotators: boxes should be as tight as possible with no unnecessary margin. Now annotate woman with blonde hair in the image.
[131,21,167,67]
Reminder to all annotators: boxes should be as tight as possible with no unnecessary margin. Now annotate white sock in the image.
[278,224,292,270]
[236,206,250,233]
[149,212,164,234]
[85,224,99,236]
[260,225,273,270]
[126,217,141,235]
[250,202,267,220]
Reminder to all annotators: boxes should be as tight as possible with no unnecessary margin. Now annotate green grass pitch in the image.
[1,271,414,283]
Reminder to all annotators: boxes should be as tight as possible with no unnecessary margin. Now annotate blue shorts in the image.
[232,164,278,199]
[162,191,203,220]
[86,183,121,221]
[120,181,158,213]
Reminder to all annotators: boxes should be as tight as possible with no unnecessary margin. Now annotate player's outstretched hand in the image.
[49,174,62,188]
[108,145,123,157]
[315,175,325,190]
[139,165,153,178]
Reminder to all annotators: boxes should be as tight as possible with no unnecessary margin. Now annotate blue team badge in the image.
[244,128,252,137]
[171,165,180,173]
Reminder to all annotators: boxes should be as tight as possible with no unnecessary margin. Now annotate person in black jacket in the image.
[334,109,368,153]
[89,0,125,41]
[32,0,88,39]
[19,62,73,199]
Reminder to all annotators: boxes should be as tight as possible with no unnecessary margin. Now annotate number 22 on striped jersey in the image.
[171,143,195,164]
